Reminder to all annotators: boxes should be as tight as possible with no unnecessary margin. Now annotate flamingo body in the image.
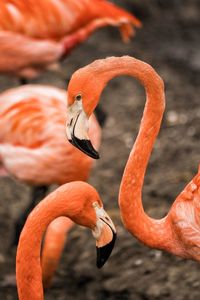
[0,84,101,286]
[66,56,200,262]
[0,84,101,185]
[0,0,141,78]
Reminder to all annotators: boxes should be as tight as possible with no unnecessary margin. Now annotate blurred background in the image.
[0,0,199,299]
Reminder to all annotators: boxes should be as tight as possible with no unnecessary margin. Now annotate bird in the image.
[16,181,117,300]
[66,55,200,262]
[0,0,141,80]
[0,0,140,129]
[0,84,101,256]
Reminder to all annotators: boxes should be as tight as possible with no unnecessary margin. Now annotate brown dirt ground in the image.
[0,0,199,299]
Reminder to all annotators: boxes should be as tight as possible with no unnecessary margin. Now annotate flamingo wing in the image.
[0,84,101,184]
[0,85,67,183]
[0,0,140,39]
[0,0,141,77]
[0,85,66,147]
[169,171,200,259]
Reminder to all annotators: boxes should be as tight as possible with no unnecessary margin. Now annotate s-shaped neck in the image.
[93,56,172,249]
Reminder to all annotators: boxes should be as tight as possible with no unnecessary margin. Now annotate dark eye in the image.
[75,94,82,101]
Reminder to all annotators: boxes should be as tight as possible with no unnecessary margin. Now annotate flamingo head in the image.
[69,182,117,268]
[66,61,107,159]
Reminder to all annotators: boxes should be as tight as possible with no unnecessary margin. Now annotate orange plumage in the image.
[0,0,141,78]
[16,181,116,300]
[0,84,101,286]
[41,217,74,288]
[0,84,101,184]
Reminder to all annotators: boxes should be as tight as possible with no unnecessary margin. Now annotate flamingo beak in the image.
[92,205,117,268]
[96,219,117,268]
[66,105,99,159]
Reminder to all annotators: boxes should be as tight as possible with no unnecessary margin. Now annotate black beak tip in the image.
[69,136,100,160]
[96,256,106,269]
[96,233,117,268]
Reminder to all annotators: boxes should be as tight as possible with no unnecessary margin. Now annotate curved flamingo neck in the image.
[92,57,172,249]
[16,182,90,300]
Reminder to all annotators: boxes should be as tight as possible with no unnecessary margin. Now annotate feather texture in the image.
[0,85,101,184]
[0,0,141,77]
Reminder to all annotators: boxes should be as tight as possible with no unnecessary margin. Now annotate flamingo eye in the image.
[75,94,82,101]
[92,202,99,208]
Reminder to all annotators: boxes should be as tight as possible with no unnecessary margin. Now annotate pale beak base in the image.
[66,103,100,159]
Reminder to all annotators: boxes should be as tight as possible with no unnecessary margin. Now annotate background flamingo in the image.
[66,56,200,262]
[0,0,141,128]
[16,181,116,300]
[0,0,141,80]
[0,84,101,259]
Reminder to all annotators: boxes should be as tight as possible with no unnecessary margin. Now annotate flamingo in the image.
[0,0,140,128]
[0,0,141,80]
[0,84,101,285]
[16,181,116,300]
[66,56,200,262]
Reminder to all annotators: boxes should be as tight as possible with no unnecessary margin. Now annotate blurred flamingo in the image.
[16,181,116,299]
[0,0,141,80]
[66,56,200,262]
[0,84,101,286]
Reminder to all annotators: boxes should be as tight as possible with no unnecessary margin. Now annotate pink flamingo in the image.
[0,0,141,80]
[0,84,101,286]
[66,56,200,262]
[16,181,116,299]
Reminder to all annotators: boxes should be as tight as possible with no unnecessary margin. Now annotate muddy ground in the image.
[0,0,199,299]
